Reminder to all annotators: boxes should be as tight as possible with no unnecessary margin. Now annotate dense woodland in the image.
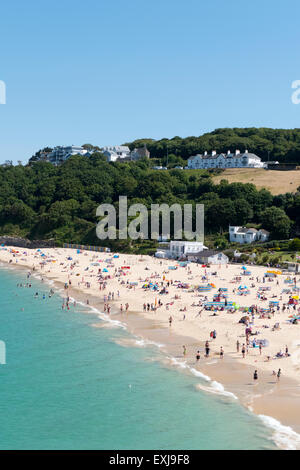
[1,152,300,252]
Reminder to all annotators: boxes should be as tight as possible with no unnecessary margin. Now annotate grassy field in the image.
[212,168,300,195]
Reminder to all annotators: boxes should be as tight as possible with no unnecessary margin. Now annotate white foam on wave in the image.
[195,383,237,400]
[166,356,237,399]
[134,338,164,348]
[259,414,300,450]
[210,381,238,400]
[113,336,165,350]
[69,297,127,330]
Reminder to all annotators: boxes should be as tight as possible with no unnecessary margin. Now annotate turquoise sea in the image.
[0,266,278,450]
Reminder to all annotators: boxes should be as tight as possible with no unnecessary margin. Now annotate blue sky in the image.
[0,0,300,163]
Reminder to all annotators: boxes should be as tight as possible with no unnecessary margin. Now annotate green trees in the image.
[288,238,300,251]
[259,207,292,239]
[0,153,299,246]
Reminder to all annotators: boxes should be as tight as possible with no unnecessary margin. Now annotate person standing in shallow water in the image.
[205,340,210,357]
[277,369,281,381]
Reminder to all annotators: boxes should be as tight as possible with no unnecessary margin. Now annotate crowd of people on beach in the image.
[4,246,300,388]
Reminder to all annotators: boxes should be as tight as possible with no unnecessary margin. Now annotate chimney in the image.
[211,150,216,156]
[235,149,240,155]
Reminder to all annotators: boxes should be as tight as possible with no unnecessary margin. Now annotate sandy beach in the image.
[1,245,300,448]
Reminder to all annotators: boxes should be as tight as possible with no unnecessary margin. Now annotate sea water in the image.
[0,266,278,450]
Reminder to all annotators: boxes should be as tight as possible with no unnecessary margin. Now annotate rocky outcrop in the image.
[0,236,56,249]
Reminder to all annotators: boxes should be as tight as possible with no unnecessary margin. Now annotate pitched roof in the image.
[187,250,225,258]
[188,154,202,161]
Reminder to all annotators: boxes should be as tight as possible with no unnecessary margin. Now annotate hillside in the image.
[0,155,300,249]
[212,168,300,195]
[126,128,300,164]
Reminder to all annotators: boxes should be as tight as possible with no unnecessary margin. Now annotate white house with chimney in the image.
[187,150,265,169]
[229,226,270,244]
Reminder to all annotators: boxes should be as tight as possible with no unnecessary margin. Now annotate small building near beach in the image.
[155,240,207,259]
[286,262,300,273]
[229,226,269,244]
[187,250,229,264]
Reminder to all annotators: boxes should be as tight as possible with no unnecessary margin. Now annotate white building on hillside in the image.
[102,146,131,162]
[229,226,269,244]
[48,146,89,165]
[187,150,265,169]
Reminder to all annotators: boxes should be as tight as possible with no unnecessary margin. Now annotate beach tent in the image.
[113,255,119,258]
[242,266,247,270]
[102,268,108,272]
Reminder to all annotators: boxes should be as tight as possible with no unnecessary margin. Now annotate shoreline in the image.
[1,247,300,449]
